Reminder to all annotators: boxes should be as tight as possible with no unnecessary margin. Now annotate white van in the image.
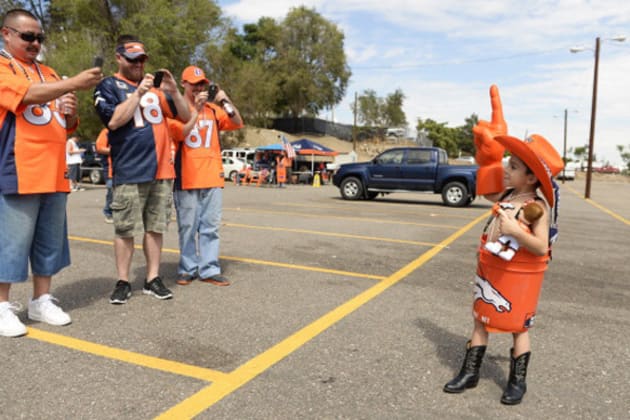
[222,148,256,166]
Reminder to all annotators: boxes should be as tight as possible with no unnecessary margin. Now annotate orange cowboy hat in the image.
[495,134,564,207]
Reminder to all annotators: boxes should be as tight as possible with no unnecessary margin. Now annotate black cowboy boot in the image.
[501,349,531,405]
[443,341,487,393]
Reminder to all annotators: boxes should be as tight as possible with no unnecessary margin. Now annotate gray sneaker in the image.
[110,280,131,304]
[143,277,173,300]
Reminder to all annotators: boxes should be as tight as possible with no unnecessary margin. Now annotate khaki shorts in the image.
[111,180,173,237]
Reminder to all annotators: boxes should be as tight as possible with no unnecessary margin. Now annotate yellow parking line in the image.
[26,328,229,383]
[155,210,491,419]
[68,236,386,281]
[277,202,482,220]
[564,185,630,225]
[224,223,444,247]
[225,207,460,229]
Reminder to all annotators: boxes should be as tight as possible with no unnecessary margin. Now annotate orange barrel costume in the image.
[472,132,563,333]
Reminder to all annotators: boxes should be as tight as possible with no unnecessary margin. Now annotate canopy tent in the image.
[255,143,284,152]
[291,138,338,173]
[291,138,338,156]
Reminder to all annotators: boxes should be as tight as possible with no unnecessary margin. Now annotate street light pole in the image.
[584,37,600,199]
[562,108,568,184]
[571,35,625,198]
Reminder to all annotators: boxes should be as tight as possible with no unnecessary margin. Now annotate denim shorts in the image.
[0,193,70,283]
[68,164,80,182]
[111,180,173,237]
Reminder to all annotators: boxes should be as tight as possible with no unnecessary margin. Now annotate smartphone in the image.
[93,56,104,68]
[208,83,218,101]
[153,71,164,88]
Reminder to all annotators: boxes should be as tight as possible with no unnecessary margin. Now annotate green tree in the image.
[206,18,282,127]
[354,89,381,127]
[275,6,350,117]
[455,113,478,156]
[617,144,630,172]
[382,89,406,128]
[352,89,407,139]
[416,118,459,157]
[21,0,223,141]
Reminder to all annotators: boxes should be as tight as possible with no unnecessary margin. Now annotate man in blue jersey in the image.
[94,35,190,304]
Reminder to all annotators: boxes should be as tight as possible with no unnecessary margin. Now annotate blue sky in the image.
[217,0,630,166]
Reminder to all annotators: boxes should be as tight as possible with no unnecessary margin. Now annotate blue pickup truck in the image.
[332,147,478,207]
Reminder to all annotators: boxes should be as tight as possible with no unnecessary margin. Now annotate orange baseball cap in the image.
[116,41,148,60]
[181,66,209,84]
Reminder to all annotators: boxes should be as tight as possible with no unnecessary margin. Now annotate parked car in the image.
[332,146,478,207]
[557,162,578,181]
[222,156,246,182]
[78,142,105,184]
[593,165,620,174]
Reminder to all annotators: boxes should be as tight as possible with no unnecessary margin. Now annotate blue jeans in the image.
[0,193,70,282]
[173,188,222,279]
[103,178,113,217]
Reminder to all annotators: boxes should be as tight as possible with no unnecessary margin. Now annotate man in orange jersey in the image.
[0,9,102,337]
[94,35,190,304]
[94,128,113,223]
[167,66,243,286]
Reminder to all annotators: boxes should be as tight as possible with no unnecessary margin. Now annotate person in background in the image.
[276,151,289,188]
[95,128,113,223]
[94,35,190,304]
[167,66,243,286]
[66,136,85,191]
[0,8,102,337]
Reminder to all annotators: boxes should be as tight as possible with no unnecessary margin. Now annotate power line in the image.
[351,47,567,71]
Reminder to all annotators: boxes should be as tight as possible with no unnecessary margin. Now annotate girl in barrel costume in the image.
[443,85,563,405]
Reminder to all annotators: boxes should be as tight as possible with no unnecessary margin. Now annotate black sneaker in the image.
[143,276,173,300]
[110,280,131,304]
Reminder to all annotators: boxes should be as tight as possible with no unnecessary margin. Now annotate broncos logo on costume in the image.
[473,275,512,313]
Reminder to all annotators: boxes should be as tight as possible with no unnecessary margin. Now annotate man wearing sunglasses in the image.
[0,9,103,337]
[94,35,191,305]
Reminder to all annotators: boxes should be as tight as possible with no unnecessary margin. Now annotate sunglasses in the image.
[122,55,147,64]
[5,26,45,43]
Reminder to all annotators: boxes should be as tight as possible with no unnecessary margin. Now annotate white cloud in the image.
[218,0,630,165]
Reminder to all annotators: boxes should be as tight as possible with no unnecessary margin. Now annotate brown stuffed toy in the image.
[484,201,544,260]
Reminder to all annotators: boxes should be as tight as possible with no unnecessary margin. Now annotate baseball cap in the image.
[116,41,148,60]
[181,66,209,84]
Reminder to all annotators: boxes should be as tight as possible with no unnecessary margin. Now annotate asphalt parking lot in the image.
[1,179,629,419]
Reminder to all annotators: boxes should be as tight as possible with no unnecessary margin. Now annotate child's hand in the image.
[496,207,519,236]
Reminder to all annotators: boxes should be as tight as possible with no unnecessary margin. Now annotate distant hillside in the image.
[230,126,417,161]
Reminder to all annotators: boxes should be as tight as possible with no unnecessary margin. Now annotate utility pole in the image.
[352,91,357,152]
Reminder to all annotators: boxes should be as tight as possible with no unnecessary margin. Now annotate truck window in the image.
[407,149,432,164]
[437,150,448,164]
[376,149,404,164]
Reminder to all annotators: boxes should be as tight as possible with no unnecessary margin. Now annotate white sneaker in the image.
[0,302,27,337]
[28,294,71,326]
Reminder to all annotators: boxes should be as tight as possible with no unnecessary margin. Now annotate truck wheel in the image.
[340,177,364,200]
[442,181,469,207]
[89,168,104,184]
[229,170,238,183]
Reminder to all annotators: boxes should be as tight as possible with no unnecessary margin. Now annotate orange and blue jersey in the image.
[95,128,112,179]
[0,56,73,194]
[168,102,243,190]
[93,74,178,185]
